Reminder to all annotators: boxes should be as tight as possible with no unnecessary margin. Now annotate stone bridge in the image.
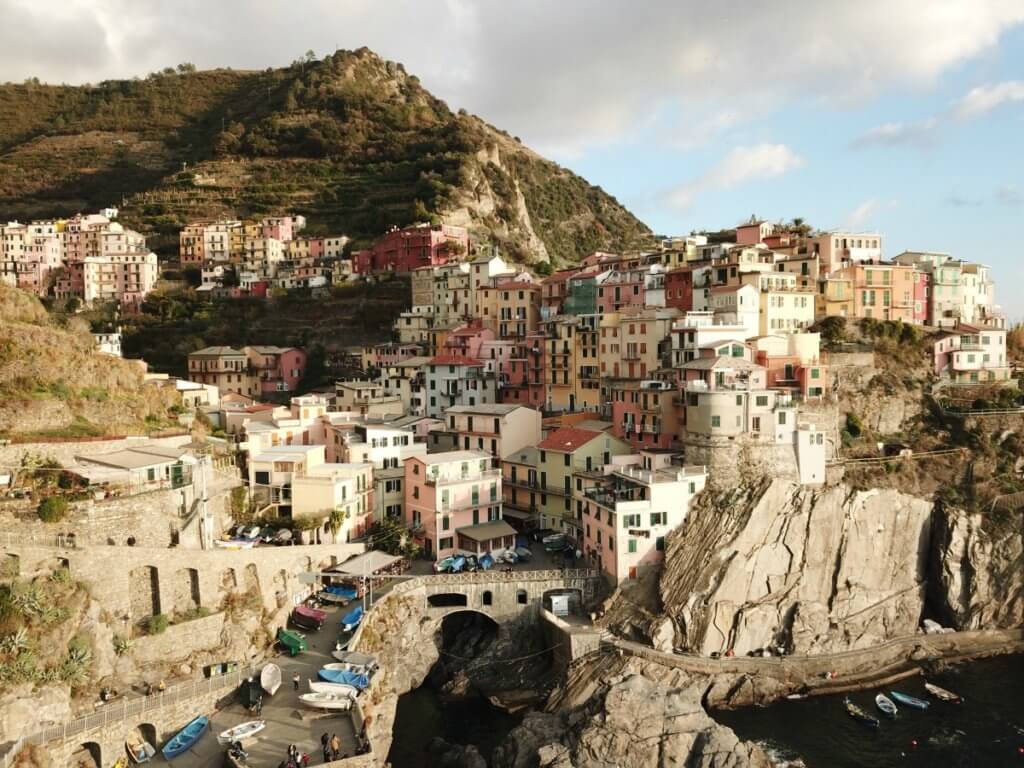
[416,569,601,622]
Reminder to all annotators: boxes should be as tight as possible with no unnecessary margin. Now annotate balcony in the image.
[425,468,502,486]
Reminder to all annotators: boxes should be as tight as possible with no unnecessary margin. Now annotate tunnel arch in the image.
[73,741,102,768]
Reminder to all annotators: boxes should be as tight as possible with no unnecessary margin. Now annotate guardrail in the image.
[1,664,258,768]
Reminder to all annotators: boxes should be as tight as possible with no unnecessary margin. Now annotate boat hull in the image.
[260,663,282,696]
[125,738,154,764]
[924,682,961,702]
[875,694,897,718]
[308,680,359,697]
[298,693,353,711]
[217,720,266,744]
[161,715,209,760]
[890,690,929,710]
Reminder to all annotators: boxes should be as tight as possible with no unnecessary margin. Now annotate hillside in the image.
[0,49,651,264]
[0,286,180,438]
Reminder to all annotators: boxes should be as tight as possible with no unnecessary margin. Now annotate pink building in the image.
[442,322,495,360]
[609,380,679,451]
[664,267,695,313]
[735,219,774,246]
[913,270,931,325]
[245,346,307,395]
[595,270,647,313]
[403,450,509,560]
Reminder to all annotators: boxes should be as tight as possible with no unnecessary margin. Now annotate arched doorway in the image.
[71,741,101,768]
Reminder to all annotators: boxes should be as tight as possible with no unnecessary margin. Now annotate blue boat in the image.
[890,690,930,710]
[479,554,494,570]
[161,715,209,760]
[318,668,370,689]
[324,584,358,599]
[340,605,364,631]
[450,555,467,573]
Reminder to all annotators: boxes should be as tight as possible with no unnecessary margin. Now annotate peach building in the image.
[404,450,508,559]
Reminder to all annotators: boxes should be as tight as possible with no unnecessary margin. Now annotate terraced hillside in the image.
[0,49,651,264]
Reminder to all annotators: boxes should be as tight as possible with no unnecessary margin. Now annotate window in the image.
[413,486,420,499]
[255,471,270,485]
[811,368,820,379]
[413,463,420,475]
[656,536,665,552]
[711,415,721,428]
[650,511,667,526]
[540,450,546,462]
[439,536,453,551]
[442,516,450,530]
[623,513,641,528]
[755,395,768,407]
[627,539,638,554]
[778,411,787,425]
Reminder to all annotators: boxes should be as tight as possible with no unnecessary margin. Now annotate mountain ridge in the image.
[0,48,652,264]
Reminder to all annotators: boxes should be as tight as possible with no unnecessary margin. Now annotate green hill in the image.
[0,49,651,264]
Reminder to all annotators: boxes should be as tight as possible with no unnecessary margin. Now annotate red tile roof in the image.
[428,355,484,366]
[537,427,602,452]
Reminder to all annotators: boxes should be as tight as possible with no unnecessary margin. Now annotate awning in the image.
[332,551,402,576]
[499,508,534,520]
[455,520,517,542]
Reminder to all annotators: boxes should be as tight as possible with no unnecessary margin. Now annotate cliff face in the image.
[931,504,1024,630]
[659,479,934,655]
[493,653,768,768]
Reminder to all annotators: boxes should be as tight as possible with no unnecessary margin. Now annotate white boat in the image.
[332,651,378,668]
[322,661,373,677]
[307,680,359,698]
[298,692,353,711]
[924,682,962,703]
[217,720,266,744]
[875,694,898,718]
[213,539,255,550]
[260,663,281,696]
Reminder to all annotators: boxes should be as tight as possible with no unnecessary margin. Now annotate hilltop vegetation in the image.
[0,285,179,438]
[0,49,651,264]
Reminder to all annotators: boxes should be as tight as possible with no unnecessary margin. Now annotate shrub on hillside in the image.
[37,496,68,523]
[145,614,169,635]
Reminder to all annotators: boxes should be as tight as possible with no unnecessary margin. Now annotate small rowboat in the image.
[875,694,898,718]
[308,680,359,698]
[298,692,353,711]
[125,734,155,763]
[890,690,930,710]
[260,663,281,696]
[925,682,962,703]
[844,698,879,729]
[217,720,266,744]
[161,715,209,760]
[331,650,379,670]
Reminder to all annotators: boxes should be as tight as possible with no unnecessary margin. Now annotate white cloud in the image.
[844,198,898,226]
[670,144,804,209]
[0,1,1021,155]
[667,111,743,151]
[954,80,1024,118]
[851,119,939,148]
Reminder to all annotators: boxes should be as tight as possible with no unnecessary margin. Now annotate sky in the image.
[2,0,1023,317]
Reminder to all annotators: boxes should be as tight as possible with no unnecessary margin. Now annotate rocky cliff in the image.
[931,504,1024,630]
[493,652,768,768]
[658,479,935,656]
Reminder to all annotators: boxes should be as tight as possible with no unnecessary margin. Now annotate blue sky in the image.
[3,1,1023,316]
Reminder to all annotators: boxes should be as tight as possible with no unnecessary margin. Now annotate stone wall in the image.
[541,609,601,670]
[0,435,192,468]
[3,542,365,624]
[130,613,227,666]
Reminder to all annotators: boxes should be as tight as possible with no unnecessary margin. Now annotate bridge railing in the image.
[2,664,259,767]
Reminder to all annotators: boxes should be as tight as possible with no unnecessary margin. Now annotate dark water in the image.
[388,687,523,768]
[714,655,1024,767]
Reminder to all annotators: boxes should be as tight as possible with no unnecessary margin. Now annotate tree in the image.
[367,516,418,557]
[176,63,196,74]
[37,496,69,523]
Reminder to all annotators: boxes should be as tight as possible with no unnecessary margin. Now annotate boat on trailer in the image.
[217,720,266,744]
[298,692,354,711]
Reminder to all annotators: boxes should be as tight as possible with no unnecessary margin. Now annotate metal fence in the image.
[1,664,258,767]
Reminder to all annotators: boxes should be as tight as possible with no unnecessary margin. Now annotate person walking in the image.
[292,671,301,691]
[330,734,341,760]
[255,694,263,716]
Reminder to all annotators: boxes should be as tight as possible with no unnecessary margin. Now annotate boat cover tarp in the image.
[317,668,370,689]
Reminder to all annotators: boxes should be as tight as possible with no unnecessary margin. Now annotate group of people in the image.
[280,743,311,767]
[320,733,345,762]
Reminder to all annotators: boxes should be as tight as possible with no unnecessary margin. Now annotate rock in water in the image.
[660,479,934,655]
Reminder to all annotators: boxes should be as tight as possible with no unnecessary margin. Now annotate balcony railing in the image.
[426,468,502,486]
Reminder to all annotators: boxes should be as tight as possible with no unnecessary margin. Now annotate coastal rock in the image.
[0,683,71,739]
[494,655,768,768]
[660,479,933,656]
[931,505,1024,629]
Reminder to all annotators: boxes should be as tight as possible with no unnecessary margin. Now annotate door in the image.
[628,566,637,580]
